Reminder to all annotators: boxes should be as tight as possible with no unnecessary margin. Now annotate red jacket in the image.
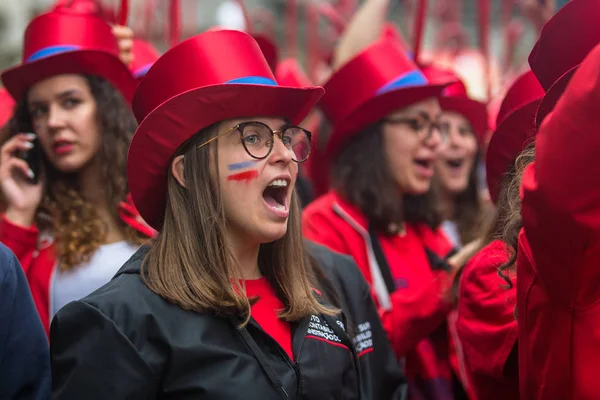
[303,190,466,399]
[0,194,155,334]
[518,46,600,400]
[456,239,519,400]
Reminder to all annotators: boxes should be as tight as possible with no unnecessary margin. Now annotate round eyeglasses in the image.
[197,121,312,163]
[382,116,449,145]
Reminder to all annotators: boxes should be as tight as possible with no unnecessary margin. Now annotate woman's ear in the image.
[171,155,186,188]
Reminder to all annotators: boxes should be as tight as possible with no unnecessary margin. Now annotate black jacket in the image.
[305,241,407,400]
[50,246,361,400]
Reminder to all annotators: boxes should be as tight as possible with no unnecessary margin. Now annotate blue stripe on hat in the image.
[376,70,428,95]
[27,45,82,62]
[226,76,278,86]
[133,63,153,78]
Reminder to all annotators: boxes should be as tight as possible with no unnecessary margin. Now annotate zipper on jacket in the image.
[237,318,291,399]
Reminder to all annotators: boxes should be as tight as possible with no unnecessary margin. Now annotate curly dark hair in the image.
[8,75,147,271]
[331,121,441,234]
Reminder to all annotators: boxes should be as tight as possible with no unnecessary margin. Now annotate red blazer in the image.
[456,239,519,399]
[302,190,468,399]
[0,194,155,334]
[518,47,600,400]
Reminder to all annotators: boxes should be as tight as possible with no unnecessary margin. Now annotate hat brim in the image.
[128,83,324,230]
[439,97,488,143]
[486,100,540,204]
[325,83,447,157]
[1,49,137,103]
[535,66,577,129]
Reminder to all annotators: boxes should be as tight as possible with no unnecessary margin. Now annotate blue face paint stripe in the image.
[225,76,278,86]
[26,45,82,62]
[376,70,428,95]
[227,160,259,171]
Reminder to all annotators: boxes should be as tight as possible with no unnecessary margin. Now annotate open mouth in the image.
[262,178,290,211]
[414,159,432,169]
[446,158,465,169]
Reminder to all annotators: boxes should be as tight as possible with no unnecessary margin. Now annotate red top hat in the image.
[320,38,447,157]
[275,59,313,88]
[529,0,600,127]
[130,39,160,80]
[128,30,324,230]
[421,64,488,143]
[486,71,544,204]
[0,88,15,128]
[1,5,136,103]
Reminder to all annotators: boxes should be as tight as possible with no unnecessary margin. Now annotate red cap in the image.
[128,30,324,229]
[320,38,446,158]
[486,71,544,203]
[130,39,160,80]
[529,0,600,127]
[421,64,488,142]
[275,59,313,88]
[1,4,136,103]
[252,34,278,73]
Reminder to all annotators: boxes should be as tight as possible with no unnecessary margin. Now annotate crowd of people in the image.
[1,0,599,399]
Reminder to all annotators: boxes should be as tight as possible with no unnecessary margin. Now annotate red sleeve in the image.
[381,273,453,357]
[521,44,600,307]
[456,241,517,386]
[302,207,350,255]
[0,215,39,276]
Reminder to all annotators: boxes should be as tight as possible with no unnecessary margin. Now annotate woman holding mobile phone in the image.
[0,4,152,334]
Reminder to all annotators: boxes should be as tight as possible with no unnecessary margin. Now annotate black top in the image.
[305,241,407,400]
[50,246,361,400]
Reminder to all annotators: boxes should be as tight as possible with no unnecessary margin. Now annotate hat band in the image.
[376,70,428,95]
[226,76,277,86]
[26,45,82,62]
[133,63,153,78]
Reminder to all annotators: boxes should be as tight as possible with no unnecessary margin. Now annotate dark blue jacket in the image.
[0,243,50,399]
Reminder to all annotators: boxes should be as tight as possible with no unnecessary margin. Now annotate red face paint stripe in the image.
[227,170,259,182]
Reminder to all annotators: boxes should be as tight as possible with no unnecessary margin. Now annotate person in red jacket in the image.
[302,32,472,398]
[517,1,600,398]
[455,69,544,400]
[0,4,152,334]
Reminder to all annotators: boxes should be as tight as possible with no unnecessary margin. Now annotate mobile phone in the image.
[19,135,42,184]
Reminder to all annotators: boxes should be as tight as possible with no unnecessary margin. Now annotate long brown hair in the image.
[9,75,147,270]
[440,152,492,245]
[142,124,335,325]
[331,121,441,234]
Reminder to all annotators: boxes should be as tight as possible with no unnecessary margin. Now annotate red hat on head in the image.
[252,34,278,73]
[275,59,313,88]
[128,30,324,230]
[486,71,544,203]
[421,64,488,142]
[1,5,137,103]
[130,39,160,80]
[320,38,447,158]
[529,0,600,127]
[0,88,15,128]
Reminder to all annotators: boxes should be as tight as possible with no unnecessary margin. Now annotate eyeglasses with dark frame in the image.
[197,121,313,163]
[382,115,449,144]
